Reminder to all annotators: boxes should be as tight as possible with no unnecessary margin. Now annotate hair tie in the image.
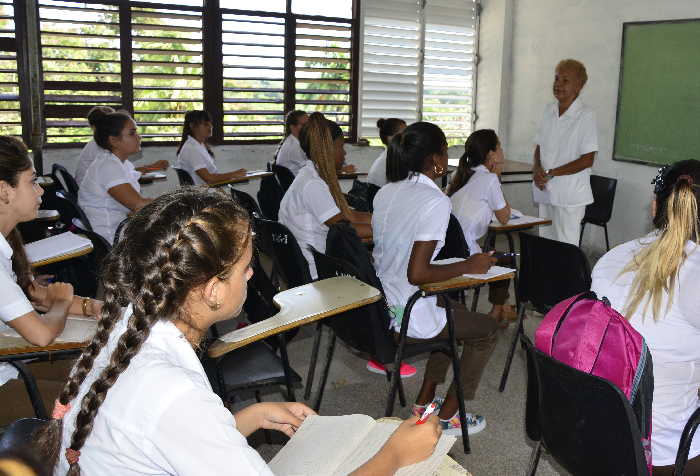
[51,399,71,420]
[65,448,81,465]
[677,174,694,186]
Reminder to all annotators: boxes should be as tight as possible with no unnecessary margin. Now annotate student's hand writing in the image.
[27,281,50,312]
[464,252,496,274]
[256,402,316,437]
[46,282,74,307]
[382,416,441,468]
[34,274,55,286]
[232,168,247,178]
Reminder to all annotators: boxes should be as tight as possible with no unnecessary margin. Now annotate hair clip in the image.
[676,174,695,187]
[651,165,671,194]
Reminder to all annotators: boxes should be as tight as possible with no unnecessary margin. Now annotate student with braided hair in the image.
[592,160,700,474]
[36,188,440,476]
[278,112,371,279]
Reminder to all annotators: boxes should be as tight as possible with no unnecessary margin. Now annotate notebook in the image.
[431,258,514,280]
[268,414,456,476]
[25,232,93,264]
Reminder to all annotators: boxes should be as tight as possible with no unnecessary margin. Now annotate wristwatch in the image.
[544,168,554,178]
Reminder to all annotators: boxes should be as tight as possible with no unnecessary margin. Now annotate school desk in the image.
[29,242,94,268]
[337,171,368,180]
[33,209,60,222]
[387,268,515,454]
[444,159,533,187]
[208,170,273,188]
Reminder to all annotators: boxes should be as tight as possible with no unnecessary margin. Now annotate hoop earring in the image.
[209,301,221,311]
[434,164,445,176]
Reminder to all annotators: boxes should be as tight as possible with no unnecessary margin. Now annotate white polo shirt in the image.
[275,135,309,176]
[57,305,273,476]
[278,161,340,280]
[0,233,34,385]
[591,233,700,465]
[78,150,142,243]
[372,173,451,339]
[450,165,506,254]
[534,97,598,207]
[74,139,104,187]
[367,150,388,187]
[174,135,218,186]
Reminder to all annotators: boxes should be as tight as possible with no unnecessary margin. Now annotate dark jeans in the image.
[488,279,510,305]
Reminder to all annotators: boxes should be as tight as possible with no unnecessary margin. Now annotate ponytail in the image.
[93,112,132,151]
[376,118,406,146]
[446,129,499,196]
[385,122,447,183]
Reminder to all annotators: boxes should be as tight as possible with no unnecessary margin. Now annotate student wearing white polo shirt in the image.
[79,112,152,243]
[174,110,246,186]
[278,112,371,280]
[447,129,515,325]
[591,160,700,475]
[532,59,598,245]
[372,122,499,436]
[275,110,310,176]
[367,118,406,187]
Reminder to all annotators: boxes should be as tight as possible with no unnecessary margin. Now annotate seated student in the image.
[275,110,310,175]
[372,122,499,436]
[446,129,515,325]
[34,188,440,476]
[0,137,102,386]
[591,160,700,476]
[78,112,152,243]
[367,118,406,187]
[279,112,371,280]
[174,110,246,186]
[75,106,168,187]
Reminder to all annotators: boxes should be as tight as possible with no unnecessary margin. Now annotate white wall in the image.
[478,0,700,253]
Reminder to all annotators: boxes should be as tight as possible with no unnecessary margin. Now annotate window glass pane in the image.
[0,0,21,137]
[292,0,352,19]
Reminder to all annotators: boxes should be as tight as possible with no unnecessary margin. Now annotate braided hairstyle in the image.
[177,110,214,157]
[386,122,447,183]
[446,129,499,196]
[36,187,251,475]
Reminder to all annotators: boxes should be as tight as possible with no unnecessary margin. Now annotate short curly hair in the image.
[556,59,588,86]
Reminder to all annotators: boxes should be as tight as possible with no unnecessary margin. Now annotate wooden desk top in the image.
[488,218,552,232]
[0,316,96,358]
[419,270,515,293]
[30,244,94,268]
[208,276,381,357]
[209,171,273,187]
[447,159,532,176]
[33,210,60,222]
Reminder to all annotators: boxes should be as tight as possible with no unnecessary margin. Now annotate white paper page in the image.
[431,259,514,280]
[333,420,456,476]
[0,316,96,343]
[24,232,92,264]
[269,414,375,476]
[142,172,166,179]
[246,170,269,177]
[491,215,547,227]
[532,182,550,204]
[36,209,59,219]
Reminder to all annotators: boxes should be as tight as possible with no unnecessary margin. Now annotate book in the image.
[431,258,514,280]
[268,414,456,476]
[24,232,93,265]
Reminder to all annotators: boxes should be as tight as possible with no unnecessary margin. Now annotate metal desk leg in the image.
[443,296,470,453]
[9,361,48,420]
[504,231,520,312]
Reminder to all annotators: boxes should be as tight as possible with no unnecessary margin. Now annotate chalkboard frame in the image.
[612,18,700,167]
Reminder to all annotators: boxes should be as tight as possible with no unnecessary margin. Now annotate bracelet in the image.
[81,297,91,317]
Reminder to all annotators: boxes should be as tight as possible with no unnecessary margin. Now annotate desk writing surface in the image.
[0,316,96,357]
[447,159,531,176]
[208,276,381,357]
[208,170,272,187]
[420,261,515,293]
[489,216,552,231]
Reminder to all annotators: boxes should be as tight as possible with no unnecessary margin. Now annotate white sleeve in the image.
[0,266,33,323]
[180,143,214,173]
[578,109,598,156]
[152,387,274,476]
[100,159,134,191]
[302,179,341,224]
[486,177,507,211]
[415,196,450,243]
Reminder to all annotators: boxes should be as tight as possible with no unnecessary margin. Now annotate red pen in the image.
[416,402,437,425]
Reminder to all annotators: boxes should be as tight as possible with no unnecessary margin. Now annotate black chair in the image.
[253,218,312,290]
[230,188,263,219]
[272,163,294,193]
[51,163,80,197]
[174,168,195,186]
[579,175,617,251]
[675,407,700,476]
[434,214,470,260]
[346,180,380,213]
[42,189,93,232]
[522,334,648,475]
[0,417,47,465]
[257,173,286,221]
[499,232,591,392]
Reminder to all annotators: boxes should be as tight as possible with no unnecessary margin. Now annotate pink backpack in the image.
[534,292,653,472]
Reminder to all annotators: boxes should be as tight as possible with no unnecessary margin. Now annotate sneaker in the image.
[366,360,417,378]
[440,412,486,436]
[411,397,445,418]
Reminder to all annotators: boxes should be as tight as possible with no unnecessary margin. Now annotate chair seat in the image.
[0,418,47,455]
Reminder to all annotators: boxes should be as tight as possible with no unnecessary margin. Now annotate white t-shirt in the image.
[275,135,308,176]
[450,165,507,254]
[278,162,340,280]
[591,233,700,465]
[534,97,598,207]
[57,305,274,476]
[74,139,103,187]
[78,151,142,243]
[367,150,388,187]
[174,135,218,186]
[372,173,450,339]
[0,233,34,385]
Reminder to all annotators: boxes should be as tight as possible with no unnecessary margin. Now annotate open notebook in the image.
[269,415,455,476]
[431,258,514,280]
[0,315,96,344]
[25,232,92,264]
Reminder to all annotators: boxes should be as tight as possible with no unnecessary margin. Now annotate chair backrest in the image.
[346,180,380,213]
[517,232,591,313]
[52,163,80,196]
[435,213,470,260]
[51,190,94,232]
[272,163,294,192]
[256,174,285,221]
[584,175,617,225]
[174,168,195,186]
[675,407,700,476]
[254,218,311,288]
[522,335,648,476]
[230,188,263,219]
[0,418,47,464]
[65,227,112,298]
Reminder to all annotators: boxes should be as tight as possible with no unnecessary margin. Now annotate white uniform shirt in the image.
[372,173,450,339]
[367,150,388,187]
[74,139,103,186]
[534,97,598,207]
[591,233,700,465]
[275,135,308,176]
[0,233,34,385]
[450,165,507,254]
[57,305,274,476]
[174,135,218,186]
[78,150,142,243]
[278,162,340,280]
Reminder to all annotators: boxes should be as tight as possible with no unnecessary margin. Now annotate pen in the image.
[416,402,437,425]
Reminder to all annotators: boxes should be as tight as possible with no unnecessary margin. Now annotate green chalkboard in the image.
[613,20,700,167]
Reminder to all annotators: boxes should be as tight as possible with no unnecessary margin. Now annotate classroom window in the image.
[0,0,21,138]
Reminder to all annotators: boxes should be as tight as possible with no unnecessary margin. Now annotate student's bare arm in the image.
[194,168,247,184]
[325,213,372,239]
[546,151,595,176]
[108,183,152,212]
[407,241,495,285]
[8,282,73,346]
